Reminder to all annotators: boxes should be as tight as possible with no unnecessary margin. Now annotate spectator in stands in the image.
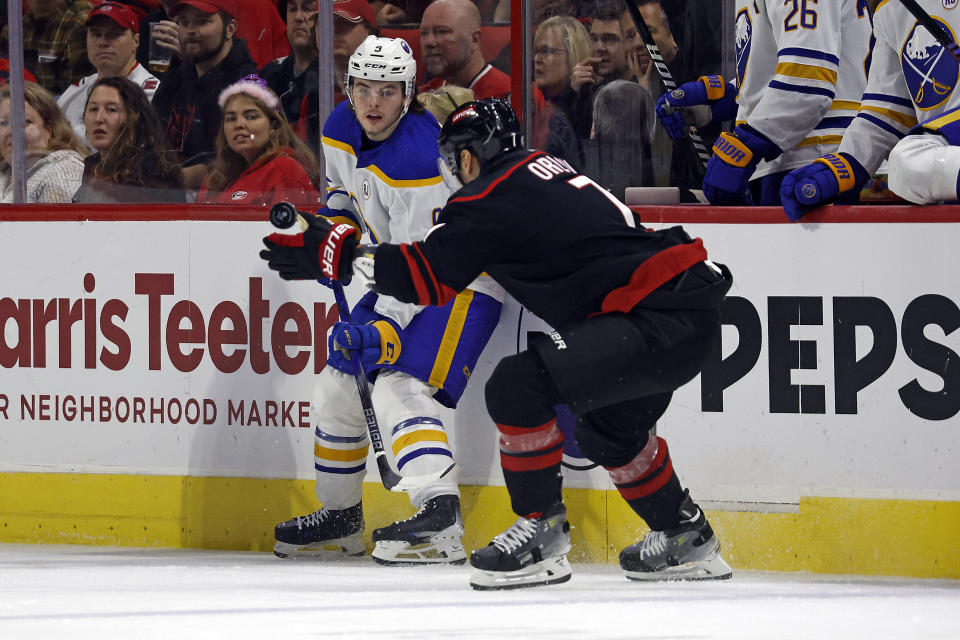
[197,74,320,206]
[73,76,184,202]
[151,0,257,190]
[533,15,592,140]
[136,0,183,80]
[373,0,428,25]
[148,0,289,69]
[0,60,38,86]
[620,1,678,93]
[233,0,291,68]
[1,0,96,95]
[0,82,87,203]
[58,3,160,148]
[620,0,681,188]
[295,0,378,150]
[418,0,512,98]
[333,0,379,94]
[260,0,318,125]
[570,2,630,96]
[584,79,655,198]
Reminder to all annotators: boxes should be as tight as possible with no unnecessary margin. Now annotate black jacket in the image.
[260,54,317,125]
[152,39,258,165]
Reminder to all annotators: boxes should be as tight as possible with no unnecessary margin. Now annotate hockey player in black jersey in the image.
[260,98,735,590]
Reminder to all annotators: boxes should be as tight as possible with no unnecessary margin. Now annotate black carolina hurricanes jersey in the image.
[374,150,731,329]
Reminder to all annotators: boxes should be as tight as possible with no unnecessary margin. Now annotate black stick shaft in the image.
[268,202,403,491]
[622,0,711,172]
[329,282,404,491]
[898,0,960,62]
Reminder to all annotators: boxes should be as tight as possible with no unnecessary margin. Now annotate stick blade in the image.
[377,456,457,493]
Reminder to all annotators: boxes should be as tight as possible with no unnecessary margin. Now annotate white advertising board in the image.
[1,218,957,507]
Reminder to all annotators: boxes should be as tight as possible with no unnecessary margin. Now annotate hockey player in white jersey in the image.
[656,0,872,205]
[272,36,503,564]
[782,0,960,217]
[886,106,960,203]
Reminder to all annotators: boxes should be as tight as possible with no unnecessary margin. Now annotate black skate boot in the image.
[469,502,572,590]
[371,494,465,565]
[619,491,732,581]
[273,504,364,559]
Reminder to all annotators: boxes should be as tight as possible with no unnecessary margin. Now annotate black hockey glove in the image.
[260,218,358,282]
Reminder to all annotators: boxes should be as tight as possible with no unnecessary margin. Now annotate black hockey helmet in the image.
[438,98,524,179]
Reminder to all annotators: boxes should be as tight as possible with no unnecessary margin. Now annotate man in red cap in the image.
[292,0,379,149]
[151,0,257,189]
[57,2,160,148]
[332,0,378,85]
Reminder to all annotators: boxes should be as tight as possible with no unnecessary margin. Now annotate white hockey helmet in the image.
[346,35,417,105]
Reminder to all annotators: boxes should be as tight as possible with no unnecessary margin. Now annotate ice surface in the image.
[1,543,957,639]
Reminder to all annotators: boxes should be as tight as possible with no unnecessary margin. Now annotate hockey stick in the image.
[898,0,960,63]
[622,0,711,174]
[268,202,455,494]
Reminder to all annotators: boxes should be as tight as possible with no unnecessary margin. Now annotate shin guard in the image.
[498,420,565,516]
[606,436,686,531]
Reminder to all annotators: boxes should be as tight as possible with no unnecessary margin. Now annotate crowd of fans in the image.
[0,0,772,207]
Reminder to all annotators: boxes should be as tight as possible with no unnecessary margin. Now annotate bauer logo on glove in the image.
[321,223,358,280]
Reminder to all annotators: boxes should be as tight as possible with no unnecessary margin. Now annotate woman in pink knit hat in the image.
[197,74,320,206]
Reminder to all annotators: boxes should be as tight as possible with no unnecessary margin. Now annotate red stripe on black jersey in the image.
[608,437,675,501]
[399,244,432,306]
[597,239,708,315]
[496,420,555,437]
[500,441,565,472]
[411,243,457,306]
[450,151,547,204]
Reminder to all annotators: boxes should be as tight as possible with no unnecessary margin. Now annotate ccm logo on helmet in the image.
[451,108,477,124]
[321,223,355,278]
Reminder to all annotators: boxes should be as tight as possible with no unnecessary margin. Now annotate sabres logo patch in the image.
[735,8,752,89]
[902,19,960,110]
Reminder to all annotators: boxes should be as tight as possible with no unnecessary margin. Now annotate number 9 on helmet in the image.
[437,98,524,180]
[346,35,417,118]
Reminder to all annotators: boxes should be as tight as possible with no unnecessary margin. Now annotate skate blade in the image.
[624,551,733,582]
[469,555,572,591]
[371,532,466,566]
[273,534,365,559]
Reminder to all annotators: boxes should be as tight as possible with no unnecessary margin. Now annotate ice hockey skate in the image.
[619,491,732,581]
[371,494,466,565]
[469,502,572,590]
[273,504,365,559]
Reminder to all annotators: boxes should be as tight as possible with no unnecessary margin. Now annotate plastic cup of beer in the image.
[149,22,173,73]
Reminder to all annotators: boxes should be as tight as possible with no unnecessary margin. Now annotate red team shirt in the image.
[197,149,318,206]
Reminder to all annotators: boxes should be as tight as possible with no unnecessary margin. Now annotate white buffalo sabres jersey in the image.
[322,102,502,327]
[734,0,873,178]
[839,0,960,173]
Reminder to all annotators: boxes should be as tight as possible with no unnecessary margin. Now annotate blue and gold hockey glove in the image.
[779,153,869,222]
[656,75,738,141]
[327,319,402,374]
[702,124,781,205]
